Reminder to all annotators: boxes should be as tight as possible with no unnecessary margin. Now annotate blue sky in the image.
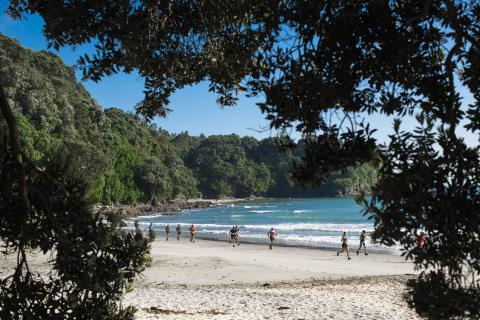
[0,4,478,146]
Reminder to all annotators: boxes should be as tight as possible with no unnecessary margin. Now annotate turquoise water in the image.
[132,197,396,252]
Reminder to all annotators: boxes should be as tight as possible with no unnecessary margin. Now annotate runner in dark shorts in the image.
[176,224,182,240]
[165,224,171,241]
[267,227,277,250]
[229,225,240,247]
[356,230,368,255]
[229,226,236,244]
[337,231,351,260]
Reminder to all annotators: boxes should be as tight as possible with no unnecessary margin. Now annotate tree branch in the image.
[0,86,30,214]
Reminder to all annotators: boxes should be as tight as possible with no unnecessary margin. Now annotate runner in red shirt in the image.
[417,232,426,250]
[189,225,197,243]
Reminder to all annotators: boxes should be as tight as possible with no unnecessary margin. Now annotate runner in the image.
[229,226,236,244]
[189,224,196,243]
[337,231,351,260]
[356,230,368,255]
[417,231,426,250]
[234,225,240,246]
[267,227,277,250]
[229,225,240,247]
[176,224,182,241]
[165,224,171,241]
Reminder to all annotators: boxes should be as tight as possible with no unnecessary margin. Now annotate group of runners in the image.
[164,224,197,242]
[162,223,277,248]
[162,224,368,256]
[336,230,368,260]
[230,226,278,250]
[227,226,278,249]
[228,226,278,249]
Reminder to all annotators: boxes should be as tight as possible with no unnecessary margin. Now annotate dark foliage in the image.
[366,115,480,318]
[0,119,154,318]
[406,272,480,320]
[0,41,154,318]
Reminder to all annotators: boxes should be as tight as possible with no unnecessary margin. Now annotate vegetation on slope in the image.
[0,34,377,204]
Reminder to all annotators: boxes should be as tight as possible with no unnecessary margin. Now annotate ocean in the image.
[131,197,399,253]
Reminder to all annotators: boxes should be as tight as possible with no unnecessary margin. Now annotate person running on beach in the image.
[229,225,240,247]
[176,224,182,241]
[234,225,240,246]
[267,227,277,250]
[229,226,236,244]
[337,231,351,260]
[235,225,240,246]
[165,224,171,241]
[189,224,196,243]
[356,230,368,255]
[417,231,426,250]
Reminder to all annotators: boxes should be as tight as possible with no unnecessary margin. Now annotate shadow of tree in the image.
[406,272,480,320]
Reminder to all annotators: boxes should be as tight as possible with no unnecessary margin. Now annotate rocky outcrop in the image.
[93,199,218,218]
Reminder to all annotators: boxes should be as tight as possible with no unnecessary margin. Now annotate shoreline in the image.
[145,231,400,255]
[93,198,248,218]
[94,195,366,218]
[126,196,394,255]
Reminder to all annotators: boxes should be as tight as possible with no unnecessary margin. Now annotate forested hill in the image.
[0,34,376,204]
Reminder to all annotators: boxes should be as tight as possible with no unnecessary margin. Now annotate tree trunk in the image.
[0,86,30,213]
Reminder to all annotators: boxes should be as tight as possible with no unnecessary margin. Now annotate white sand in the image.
[123,239,421,320]
[0,238,421,319]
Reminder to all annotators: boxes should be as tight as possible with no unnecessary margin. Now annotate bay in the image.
[132,197,398,253]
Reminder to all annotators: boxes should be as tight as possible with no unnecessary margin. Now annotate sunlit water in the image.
[130,197,399,253]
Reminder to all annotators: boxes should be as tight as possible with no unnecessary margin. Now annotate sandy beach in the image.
[123,238,421,320]
[0,238,421,320]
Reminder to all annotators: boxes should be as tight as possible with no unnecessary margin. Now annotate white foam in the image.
[244,205,278,209]
[128,221,374,233]
[124,221,400,253]
[195,233,400,253]
[248,210,281,214]
[292,210,316,214]
[135,213,164,219]
[241,223,374,232]
[202,229,228,235]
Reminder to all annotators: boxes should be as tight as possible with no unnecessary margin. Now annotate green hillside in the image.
[0,34,376,204]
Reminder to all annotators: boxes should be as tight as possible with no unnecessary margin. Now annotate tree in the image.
[135,155,169,201]
[4,0,480,318]
[186,135,272,198]
[335,162,379,196]
[0,13,154,320]
[0,86,155,318]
